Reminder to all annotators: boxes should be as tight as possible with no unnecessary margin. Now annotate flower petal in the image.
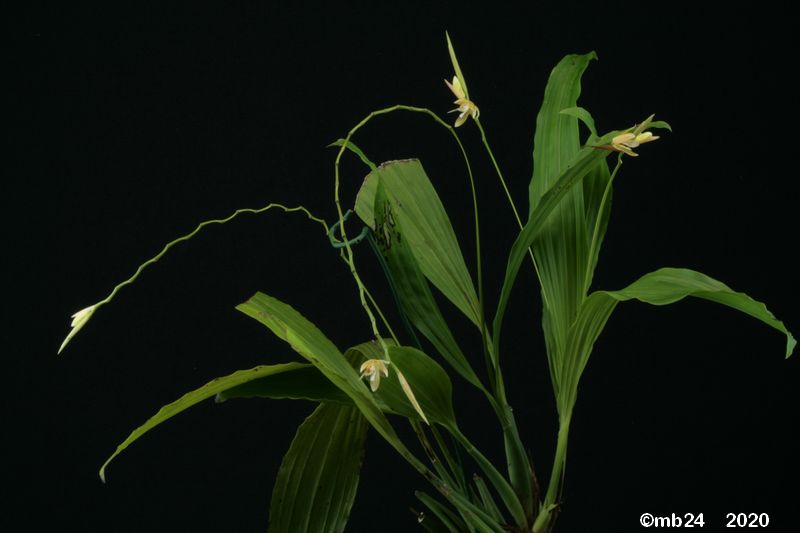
[447,76,466,99]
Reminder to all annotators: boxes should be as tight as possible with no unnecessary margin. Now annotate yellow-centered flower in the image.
[58,304,98,354]
[444,75,479,127]
[359,358,390,392]
[609,114,660,157]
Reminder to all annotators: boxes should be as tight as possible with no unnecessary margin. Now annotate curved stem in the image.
[476,117,550,312]
[96,203,328,309]
[361,278,400,346]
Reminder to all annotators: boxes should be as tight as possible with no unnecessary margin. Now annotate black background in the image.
[15,2,799,532]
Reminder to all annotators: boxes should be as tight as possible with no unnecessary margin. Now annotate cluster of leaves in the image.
[61,36,794,533]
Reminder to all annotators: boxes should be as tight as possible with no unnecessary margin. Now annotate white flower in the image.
[359,358,390,392]
[58,304,97,354]
[444,76,479,127]
[609,114,660,157]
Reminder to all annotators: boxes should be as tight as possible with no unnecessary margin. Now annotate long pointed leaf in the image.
[605,268,795,357]
[472,475,504,523]
[355,159,482,327]
[529,52,597,213]
[371,179,484,390]
[560,267,795,413]
[416,491,469,533]
[99,362,322,481]
[528,52,598,389]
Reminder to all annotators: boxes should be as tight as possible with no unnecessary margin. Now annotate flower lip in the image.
[359,358,390,392]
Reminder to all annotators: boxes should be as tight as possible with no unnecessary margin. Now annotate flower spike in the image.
[58,304,98,354]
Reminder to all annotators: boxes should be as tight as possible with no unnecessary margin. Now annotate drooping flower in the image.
[608,114,660,157]
[58,304,98,354]
[444,75,479,127]
[359,358,390,392]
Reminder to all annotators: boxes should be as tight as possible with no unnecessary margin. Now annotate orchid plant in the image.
[59,34,795,533]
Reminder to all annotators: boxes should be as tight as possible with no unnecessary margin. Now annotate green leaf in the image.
[559,106,597,139]
[355,159,481,327]
[236,292,407,456]
[371,179,484,390]
[606,268,795,357]
[649,120,672,132]
[269,402,369,533]
[559,267,796,412]
[328,138,377,171]
[472,475,504,523]
[529,52,598,381]
[215,363,353,405]
[529,52,597,213]
[416,491,469,533]
[99,362,315,481]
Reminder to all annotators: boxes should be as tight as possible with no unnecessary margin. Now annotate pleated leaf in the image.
[371,178,484,390]
[355,159,481,327]
[529,53,599,384]
[99,362,321,481]
[269,402,369,533]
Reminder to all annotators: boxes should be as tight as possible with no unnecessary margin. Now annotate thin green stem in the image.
[476,118,550,312]
[361,279,400,346]
[96,203,328,309]
[582,155,623,296]
[334,139,389,356]
[533,412,572,533]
